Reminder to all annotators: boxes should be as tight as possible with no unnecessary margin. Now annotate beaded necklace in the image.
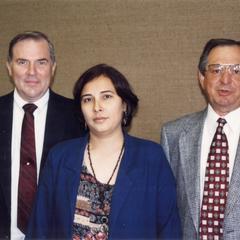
[87,139,125,185]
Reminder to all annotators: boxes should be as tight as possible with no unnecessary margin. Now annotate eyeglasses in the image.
[206,64,240,78]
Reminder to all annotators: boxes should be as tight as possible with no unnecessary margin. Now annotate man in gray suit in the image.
[161,38,240,240]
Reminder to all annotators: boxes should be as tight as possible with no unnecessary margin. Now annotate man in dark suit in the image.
[0,31,83,239]
[161,39,240,239]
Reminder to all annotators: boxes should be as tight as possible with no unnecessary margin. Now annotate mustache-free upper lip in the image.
[25,79,38,82]
[93,117,108,120]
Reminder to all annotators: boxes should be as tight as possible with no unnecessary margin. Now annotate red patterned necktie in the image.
[199,118,229,240]
[17,103,37,233]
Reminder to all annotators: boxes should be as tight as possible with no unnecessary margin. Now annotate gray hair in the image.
[7,31,56,63]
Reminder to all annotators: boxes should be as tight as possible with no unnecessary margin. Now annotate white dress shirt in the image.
[200,104,240,204]
[11,89,49,240]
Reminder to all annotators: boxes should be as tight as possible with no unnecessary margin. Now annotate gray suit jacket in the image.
[160,109,240,240]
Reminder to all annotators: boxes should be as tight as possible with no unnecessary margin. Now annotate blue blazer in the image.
[27,134,181,239]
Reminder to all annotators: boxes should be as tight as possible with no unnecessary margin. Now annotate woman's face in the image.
[81,75,126,137]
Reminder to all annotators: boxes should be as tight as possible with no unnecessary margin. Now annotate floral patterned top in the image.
[72,165,114,240]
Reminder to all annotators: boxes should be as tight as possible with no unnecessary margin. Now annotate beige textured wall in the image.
[0,0,240,142]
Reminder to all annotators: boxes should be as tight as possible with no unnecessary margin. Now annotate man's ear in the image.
[198,70,205,90]
[51,62,57,76]
[6,61,12,76]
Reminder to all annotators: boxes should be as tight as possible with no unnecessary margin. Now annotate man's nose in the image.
[27,63,36,75]
[220,68,232,84]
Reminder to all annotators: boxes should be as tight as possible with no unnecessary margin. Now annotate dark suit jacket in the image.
[27,134,181,239]
[0,90,84,239]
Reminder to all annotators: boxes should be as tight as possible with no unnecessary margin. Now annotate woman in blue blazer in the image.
[27,64,181,239]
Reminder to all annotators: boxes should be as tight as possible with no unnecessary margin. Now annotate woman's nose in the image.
[93,100,103,112]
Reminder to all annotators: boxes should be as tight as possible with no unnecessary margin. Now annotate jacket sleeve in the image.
[156,146,182,239]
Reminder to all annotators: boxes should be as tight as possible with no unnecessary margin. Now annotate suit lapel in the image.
[40,91,65,170]
[109,135,135,230]
[179,111,206,232]
[0,93,14,212]
[225,140,240,216]
[63,137,87,221]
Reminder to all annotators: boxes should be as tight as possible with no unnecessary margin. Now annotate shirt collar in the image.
[205,104,220,130]
[13,89,49,111]
[206,104,240,134]
[223,106,240,134]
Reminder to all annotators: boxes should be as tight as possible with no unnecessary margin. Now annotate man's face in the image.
[6,39,56,102]
[199,45,240,116]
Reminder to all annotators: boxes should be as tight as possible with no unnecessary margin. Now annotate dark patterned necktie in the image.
[17,103,37,233]
[199,118,229,240]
